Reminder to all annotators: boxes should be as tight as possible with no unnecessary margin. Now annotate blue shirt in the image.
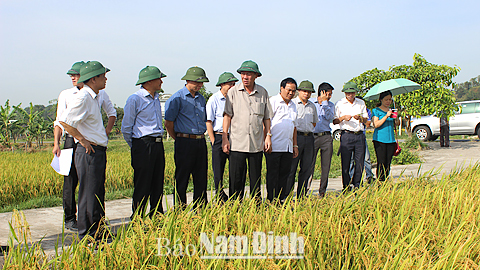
[310,98,335,133]
[164,86,207,135]
[372,107,396,143]
[206,91,226,132]
[121,88,164,148]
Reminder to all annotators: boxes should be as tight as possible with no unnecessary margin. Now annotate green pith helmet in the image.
[77,61,110,83]
[216,72,239,87]
[342,81,359,92]
[236,60,262,77]
[136,66,167,86]
[181,66,209,82]
[298,80,315,92]
[67,61,86,75]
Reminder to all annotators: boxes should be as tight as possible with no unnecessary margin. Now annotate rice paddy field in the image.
[3,164,480,269]
[0,137,419,213]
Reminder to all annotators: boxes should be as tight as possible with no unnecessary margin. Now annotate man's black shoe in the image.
[65,220,78,231]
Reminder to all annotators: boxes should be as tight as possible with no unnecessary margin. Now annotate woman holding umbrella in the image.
[371,91,400,181]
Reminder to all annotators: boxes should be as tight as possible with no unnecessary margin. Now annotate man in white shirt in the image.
[333,81,368,191]
[52,61,116,232]
[286,80,317,199]
[206,72,238,202]
[60,61,111,240]
[265,77,299,203]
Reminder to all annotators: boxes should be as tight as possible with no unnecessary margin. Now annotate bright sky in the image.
[1,0,479,108]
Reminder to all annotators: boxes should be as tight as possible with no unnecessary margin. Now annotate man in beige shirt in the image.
[223,60,273,201]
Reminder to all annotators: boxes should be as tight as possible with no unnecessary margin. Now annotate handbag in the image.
[393,140,401,156]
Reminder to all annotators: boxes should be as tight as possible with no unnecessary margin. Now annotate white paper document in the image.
[50,148,74,175]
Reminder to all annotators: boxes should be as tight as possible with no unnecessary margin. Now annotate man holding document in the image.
[59,61,111,240]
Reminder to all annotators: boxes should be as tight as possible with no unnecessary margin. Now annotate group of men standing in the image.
[54,59,371,240]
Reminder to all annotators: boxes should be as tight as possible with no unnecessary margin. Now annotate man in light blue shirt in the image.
[206,72,238,202]
[164,66,209,209]
[122,66,166,218]
[309,82,335,197]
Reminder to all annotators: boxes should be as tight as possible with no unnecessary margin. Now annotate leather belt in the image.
[137,136,163,143]
[176,133,205,139]
[314,131,331,136]
[297,131,313,136]
[215,132,224,135]
[343,130,363,135]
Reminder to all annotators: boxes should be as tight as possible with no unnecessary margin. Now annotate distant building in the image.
[159,93,171,118]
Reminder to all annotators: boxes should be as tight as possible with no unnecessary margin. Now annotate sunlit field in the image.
[3,164,480,269]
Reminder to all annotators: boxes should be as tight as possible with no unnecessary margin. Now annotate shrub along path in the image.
[1,140,479,260]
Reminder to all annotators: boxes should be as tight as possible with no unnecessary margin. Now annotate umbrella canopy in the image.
[363,78,421,101]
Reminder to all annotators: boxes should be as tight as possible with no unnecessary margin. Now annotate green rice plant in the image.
[4,164,480,269]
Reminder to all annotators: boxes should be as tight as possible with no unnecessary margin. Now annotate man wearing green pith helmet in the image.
[122,66,167,218]
[206,72,247,202]
[59,61,111,240]
[223,60,273,201]
[53,61,116,232]
[164,66,209,209]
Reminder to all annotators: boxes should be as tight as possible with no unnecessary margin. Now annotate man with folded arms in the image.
[333,81,368,192]
[223,60,273,201]
[206,72,238,202]
[265,77,298,203]
[59,61,110,240]
[122,66,167,218]
[165,66,209,208]
[287,80,317,199]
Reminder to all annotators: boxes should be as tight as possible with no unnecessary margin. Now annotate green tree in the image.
[352,53,460,132]
[0,100,21,146]
[16,102,42,148]
[199,85,213,101]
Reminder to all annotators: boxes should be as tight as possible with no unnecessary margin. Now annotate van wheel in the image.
[429,135,439,141]
[477,127,480,139]
[413,126,431,141]
[333,130,342,141]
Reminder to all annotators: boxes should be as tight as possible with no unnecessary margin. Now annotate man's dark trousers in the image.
[265,152,293,202]
[63,135,78,223]
[440,125,450,147]
[75,144,106,239]
[229,151,263,201]
[339,132,365,190]
[212,134,228,193]
[287,134,314,198]
[174,137,207,208]
[131,137,165,217]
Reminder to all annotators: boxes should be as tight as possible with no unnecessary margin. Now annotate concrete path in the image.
[1,140,479,263]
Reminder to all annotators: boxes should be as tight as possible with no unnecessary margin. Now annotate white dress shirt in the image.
[334,97,368,132]
[206,91,226,133]
[59,86,109,147]
[54,87,116,131]
[293,97,318,133]
[270,94,297,153]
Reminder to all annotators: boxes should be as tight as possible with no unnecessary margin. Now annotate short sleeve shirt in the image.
[164,86,207,135]
[270,94,297,153]
[293,97,318,133]
[206,91,226,133]
[59,85,108,147]
[224,82,273,153]
[372,107,396,143]
[335,97,368,132]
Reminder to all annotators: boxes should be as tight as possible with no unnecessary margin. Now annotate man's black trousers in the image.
[63,135,78,223]
[229,151,263,201]
[265,151,293,202]
[339,132,365,189]
[174,137,207,208]
[287,134,314,198]
[131,137,165,217]
[75,144,106,239]
[211,134,228,192]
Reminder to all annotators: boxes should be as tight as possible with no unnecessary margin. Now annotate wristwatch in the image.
[266,133,272,137]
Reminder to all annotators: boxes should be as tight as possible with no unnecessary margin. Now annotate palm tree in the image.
[0,100,21,146]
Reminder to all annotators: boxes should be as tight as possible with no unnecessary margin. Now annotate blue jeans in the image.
[349,138,373,180]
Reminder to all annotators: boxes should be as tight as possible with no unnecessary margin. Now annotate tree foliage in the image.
[455,75,480,101]
[351,53,460,126]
